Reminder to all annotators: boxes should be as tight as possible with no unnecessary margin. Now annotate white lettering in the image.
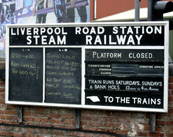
[27,36,32,45]
[135,35,143,45]
[75,27,81,34]
[86,35,92,45]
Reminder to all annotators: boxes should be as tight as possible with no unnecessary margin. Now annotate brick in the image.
[115,130,121,134]
[64,119,72,125]
[169,77,173,82]
[37,107,45,113]
[169,89,173,95]
[2,120,11,124]
[121,130,128,134]
[170,128,173,132]
[62,114,70,119]
[41,118,48,123]
[166,121,173,126]
[31,112,38,117]
[23,112,32,116]
[0,131,7,136]
[0,88,4,92]
[168,108,173,114]
[1,115,5,119]
[118,118,129,123]
[6,116,12,120]
[155,127,161,132]
[25,117,34,122]
[5,110,17,115]
[13,132,24,137]
[7,105,16,109]
[88,121,95,127]
[0,98,4,103]
[113,123,121,128]
[137,132,148,136]
[169,95,173,102]
[105,111,112,116]
[169,83,173,89]
[11,122,20,125]
[81,121,87,126]
[168,133,173,137]
[0,110,4,114]
[50,118,56,124]
[82,115,92,121]
[149,133,164,137]
[144,125,150,131]
[56,120,62,124]
[156,121,165,126]
[0,125,5,130]
[0,80,5,87]
[0,92,5,98]
[26,134,36,137]
[55,131,63,135]
[34,117,41,122]
[105,122,112,128]
[48,113,61,119]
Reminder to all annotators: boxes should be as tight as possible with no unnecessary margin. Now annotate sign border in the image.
[5,21,169,113]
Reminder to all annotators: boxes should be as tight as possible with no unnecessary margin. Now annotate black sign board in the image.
[9,48,43,102]
[45,48,81,104]
[85,48,165,109]
[9,25,164,46]
[6,22,169,112]
[8,47,81,104]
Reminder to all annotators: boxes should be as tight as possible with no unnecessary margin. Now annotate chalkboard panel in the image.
[45,48,81,104]
[9,48,43,102]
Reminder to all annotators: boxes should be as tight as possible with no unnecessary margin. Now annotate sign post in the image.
[6,22,169,112]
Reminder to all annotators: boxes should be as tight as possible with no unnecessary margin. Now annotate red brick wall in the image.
[0,77,173,137]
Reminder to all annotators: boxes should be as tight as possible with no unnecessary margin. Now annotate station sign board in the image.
[6,22,169,112]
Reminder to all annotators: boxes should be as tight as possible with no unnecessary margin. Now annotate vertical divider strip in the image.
[5,26,9,103]
[81,47,85,106]
[43,47,46,103]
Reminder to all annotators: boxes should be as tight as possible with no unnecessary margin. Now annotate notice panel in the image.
[9,48,43,102]
[6,22,169,112]
[45,48,81,104]
[85,48,165,109]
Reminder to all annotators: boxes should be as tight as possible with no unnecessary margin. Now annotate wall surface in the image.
[0,77,173,137]
[90,0,173,21]
[90,0,148,21]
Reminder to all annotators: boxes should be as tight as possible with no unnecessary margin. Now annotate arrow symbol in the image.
[86,96,100,102]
